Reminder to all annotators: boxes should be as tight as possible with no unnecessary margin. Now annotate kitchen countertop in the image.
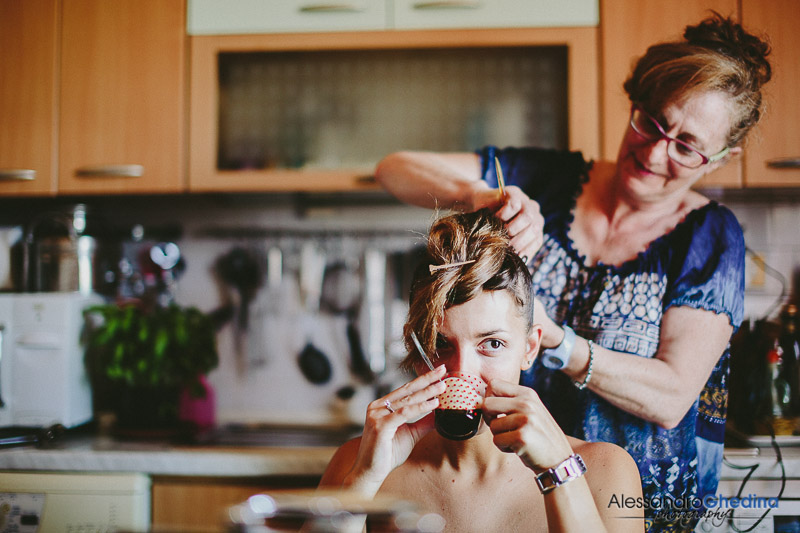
[3,430,800,480]
[0,434,339,478]
[721,441,800,480]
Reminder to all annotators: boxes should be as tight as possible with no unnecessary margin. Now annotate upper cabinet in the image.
[392,0,598,30]
[188,28,599,193]
[187,0,600,192]
[187,0,387,34]
[740,0,800,187]
[0,0,59,196]
[57,0,186,195]
[187,0,597,35]
[599,0,741,188]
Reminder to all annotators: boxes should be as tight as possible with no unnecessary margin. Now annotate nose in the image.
[639,135,671,165]
[440,345,479,375]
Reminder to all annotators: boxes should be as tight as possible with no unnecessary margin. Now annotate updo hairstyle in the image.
[624,12,772,148]
[400,209,533,372]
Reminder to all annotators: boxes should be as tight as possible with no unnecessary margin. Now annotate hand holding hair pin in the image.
[494,156,507,200]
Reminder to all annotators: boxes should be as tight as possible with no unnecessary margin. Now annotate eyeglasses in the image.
[629,105,730,169]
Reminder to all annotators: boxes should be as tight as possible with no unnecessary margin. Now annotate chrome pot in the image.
[23,204,97,295]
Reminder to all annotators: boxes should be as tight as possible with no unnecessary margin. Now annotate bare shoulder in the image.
[569,437,642,500]
[570,437,632,467]
[569,437,644,531]
[569,437,640,486]
[318,437,362,488]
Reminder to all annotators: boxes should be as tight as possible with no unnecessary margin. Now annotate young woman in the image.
[320,209,643,532]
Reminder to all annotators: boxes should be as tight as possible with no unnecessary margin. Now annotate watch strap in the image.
[541,325,576,370]
[535,454,587,494]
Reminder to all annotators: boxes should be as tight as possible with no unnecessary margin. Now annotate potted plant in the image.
[83,302,219,434]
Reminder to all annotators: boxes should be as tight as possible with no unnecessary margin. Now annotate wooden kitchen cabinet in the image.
[0,0,59,196]
[151,475,320,531]
[57,0,185,195]
[599,0,742,188]
[189,27,599,192]
[187,0,597,35]
[740,0,800,187]
[392,0,598,30]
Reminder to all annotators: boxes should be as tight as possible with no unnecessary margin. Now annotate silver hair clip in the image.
[429,259,476,274]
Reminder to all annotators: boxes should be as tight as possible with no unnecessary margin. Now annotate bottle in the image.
[767,340,795,435]
[780,304,800,416]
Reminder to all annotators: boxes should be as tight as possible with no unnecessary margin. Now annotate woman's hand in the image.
[343,365,447,493]
[469,185,544,261]
[482,379,574,472]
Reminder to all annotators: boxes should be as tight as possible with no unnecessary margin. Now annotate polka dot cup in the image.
[435,372,486,440]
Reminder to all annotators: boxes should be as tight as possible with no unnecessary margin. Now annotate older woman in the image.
[320,209,643,532]
[374,13,771,532]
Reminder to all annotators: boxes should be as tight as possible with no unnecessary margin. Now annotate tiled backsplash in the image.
[2,190,796,426]
[724,197,800,321]
[165,193,800,425]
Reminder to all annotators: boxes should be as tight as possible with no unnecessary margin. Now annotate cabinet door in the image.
[393,0,598,30]
[151,477,320,530]
[187,0,387,35]
[0,0,59,196]
[599,0,741,188]
[58,0,185,194]
[741,0,800,187]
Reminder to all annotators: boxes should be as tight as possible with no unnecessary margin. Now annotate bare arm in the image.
[546,305,733,429]
[485,381,643,532]
[374,151,486,210]
[376,150,546,259]
[319,365,446,497]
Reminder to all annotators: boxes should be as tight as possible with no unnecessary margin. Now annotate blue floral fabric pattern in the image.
[479,146,745,532]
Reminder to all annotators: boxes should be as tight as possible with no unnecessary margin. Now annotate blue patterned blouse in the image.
[479,146,745,532]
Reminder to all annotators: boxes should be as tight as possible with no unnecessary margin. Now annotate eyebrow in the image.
[655,112,708,150]
[438,328,508,341]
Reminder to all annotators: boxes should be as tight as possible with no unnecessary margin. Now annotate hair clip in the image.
[429,259,476,274]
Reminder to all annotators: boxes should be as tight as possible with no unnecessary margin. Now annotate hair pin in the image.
[429,259,476,274]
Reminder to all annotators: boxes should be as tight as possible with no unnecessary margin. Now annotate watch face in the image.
[542,352,567,369]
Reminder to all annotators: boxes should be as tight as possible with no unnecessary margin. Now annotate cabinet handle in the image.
[298,4,366,13]
[0,325,5,408]
[75,164,144,178]
[412,1,482,10]
[0,169,36,181]
[766,158,800,169]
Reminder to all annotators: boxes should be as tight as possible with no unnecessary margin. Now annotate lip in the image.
[632,156,656,176]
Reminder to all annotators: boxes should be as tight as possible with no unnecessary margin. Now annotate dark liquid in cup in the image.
[435,409,482,440]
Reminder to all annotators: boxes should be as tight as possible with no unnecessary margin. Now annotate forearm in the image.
[563,338,694,428]
[374,151,486,209]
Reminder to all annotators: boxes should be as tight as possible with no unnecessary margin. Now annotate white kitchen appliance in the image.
[0,293,99,429]
[0,471,150,532]
[696,447,800,532]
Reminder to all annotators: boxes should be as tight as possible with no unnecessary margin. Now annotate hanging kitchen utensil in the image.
[321,259,373,382]
[245,245,284,369]
[215,247,264,365]
[360,247,387,376]
[297,242,332,385]
[298,342,332,385]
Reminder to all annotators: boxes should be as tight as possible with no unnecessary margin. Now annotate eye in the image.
[435,334,451,351]
[641,118,662,135]
[673,141,698,156]
[480,338,505,353]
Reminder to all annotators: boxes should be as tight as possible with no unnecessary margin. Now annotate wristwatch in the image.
[535,454,587,494]
[541,325,576,370]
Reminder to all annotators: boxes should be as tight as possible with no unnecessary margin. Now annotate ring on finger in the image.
[384,400,395,413]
